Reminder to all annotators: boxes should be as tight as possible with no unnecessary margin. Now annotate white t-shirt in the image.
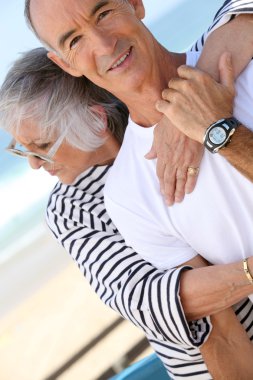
[104,52,253,300]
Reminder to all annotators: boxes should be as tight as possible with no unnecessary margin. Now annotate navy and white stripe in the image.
[46,2,253,378]
[191,0,253,52]
[47,166,253,379]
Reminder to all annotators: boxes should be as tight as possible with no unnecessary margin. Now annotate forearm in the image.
[200,307,253,380]
[220,125,253,182]
[180,257,253,320]
[198,14,253,80]
[196,14,253,182]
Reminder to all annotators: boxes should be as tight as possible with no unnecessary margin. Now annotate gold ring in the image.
[187,167,200,176]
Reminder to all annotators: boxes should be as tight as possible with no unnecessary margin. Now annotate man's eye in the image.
[70,36,81,50]
[97,9,112,22]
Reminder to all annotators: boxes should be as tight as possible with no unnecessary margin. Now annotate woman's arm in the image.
[149,13,253,204]
[150,6,253,205]
[200,308,253,380]
[46,180,253,378]
[180,255,253,320]
[156,52,253,182]
[197,14,253,80]
[180,255,253,379]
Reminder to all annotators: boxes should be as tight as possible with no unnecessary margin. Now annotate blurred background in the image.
[0,1,223,379]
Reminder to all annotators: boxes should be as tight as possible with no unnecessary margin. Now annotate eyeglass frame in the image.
[5,132,67,164]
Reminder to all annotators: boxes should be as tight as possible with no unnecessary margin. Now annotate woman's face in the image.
[12,118,120,184]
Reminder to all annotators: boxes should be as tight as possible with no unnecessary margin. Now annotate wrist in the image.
[203,117,241,153]
[244,257,253,284]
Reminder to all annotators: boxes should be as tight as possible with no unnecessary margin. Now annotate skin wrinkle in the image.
[30,0,180,124]
[15,2,253,378]
[61,4,135,76]
[13,127,120,184]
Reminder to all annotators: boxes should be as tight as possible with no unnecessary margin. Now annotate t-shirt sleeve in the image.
[191,0,253,52]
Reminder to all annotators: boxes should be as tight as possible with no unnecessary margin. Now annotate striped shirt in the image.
[46,2,253,379]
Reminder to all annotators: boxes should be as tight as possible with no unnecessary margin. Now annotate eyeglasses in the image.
[5,133,67,164]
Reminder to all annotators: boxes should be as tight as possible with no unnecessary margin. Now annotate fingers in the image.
[163,166,176,205]
[177,64,204,80]
[163,166,199,205]
[145,142,157,160]
[156,99,171,114]
[156,159,166,197]
[156,89,179,114]
[219,52,235,93]
[185,171,199,194]
[174,169,188,203]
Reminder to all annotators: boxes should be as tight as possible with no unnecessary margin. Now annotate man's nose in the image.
[90,29,117,55]
[28,156,45,170]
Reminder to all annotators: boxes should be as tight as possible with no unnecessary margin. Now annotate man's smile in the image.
[108,47,132,72]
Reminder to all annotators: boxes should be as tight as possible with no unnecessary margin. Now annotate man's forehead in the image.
[31,0,117,19]
[30,0,116,46]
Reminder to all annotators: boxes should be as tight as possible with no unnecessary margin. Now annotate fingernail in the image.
[166,199,173,206]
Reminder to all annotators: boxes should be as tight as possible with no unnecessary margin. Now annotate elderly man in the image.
[23,0,253,379]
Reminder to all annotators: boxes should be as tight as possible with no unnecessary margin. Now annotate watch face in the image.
[209,126,226,145]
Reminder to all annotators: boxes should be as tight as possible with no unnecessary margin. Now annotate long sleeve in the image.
[46,169,253,379]
[191,0,253,52]
[46,167,210,347]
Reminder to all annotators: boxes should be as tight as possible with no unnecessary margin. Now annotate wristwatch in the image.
[203,117,240,153]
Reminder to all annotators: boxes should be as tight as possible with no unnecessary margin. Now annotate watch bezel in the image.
[203,117,240,153]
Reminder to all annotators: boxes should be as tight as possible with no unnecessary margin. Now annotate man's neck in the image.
[118,48,186,127]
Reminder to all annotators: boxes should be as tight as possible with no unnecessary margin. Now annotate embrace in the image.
[1,1,253,379]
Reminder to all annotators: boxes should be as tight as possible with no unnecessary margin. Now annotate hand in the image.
[145,115,203,206]
[156,52,235,143]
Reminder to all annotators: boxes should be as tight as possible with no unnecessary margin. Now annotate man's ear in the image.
[128,0,145,20]
[47,51,83,77]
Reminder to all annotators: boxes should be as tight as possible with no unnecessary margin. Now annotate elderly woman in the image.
[1,45,253,379]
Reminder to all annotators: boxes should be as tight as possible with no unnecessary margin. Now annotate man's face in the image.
[30,0,155,97]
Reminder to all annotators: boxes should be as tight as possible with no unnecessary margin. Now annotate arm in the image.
[48,178,253,318]
[200,308,253,380]
[156,53,253,182]
[182,255,253,379]
[197,14,253,80]
[180,256,253,320]
[148,8,253,205]
[46,179,253,378]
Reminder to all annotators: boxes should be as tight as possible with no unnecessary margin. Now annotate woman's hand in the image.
[156,52,235,144]
[146,116,203,206]
[146,14,253,204]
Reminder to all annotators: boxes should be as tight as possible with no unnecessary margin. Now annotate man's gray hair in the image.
[24,0,36,36]
[24,0,47,47]
[0,47,128,151]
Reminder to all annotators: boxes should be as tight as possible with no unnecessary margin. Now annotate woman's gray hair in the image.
[0,47,128,151]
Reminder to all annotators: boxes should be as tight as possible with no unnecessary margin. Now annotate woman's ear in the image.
[47,51,83,77]
[92,105,108,134]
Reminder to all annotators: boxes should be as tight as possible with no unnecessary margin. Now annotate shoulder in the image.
[46,165,117,235]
